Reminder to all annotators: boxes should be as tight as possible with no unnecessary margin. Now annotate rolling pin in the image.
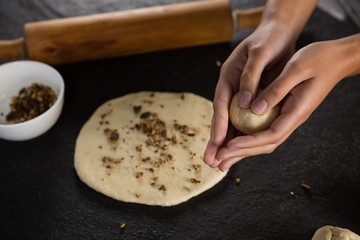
[0,0,263,65]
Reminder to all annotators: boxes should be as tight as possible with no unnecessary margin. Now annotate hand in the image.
[203,21,297,170]
[205,38,351,171]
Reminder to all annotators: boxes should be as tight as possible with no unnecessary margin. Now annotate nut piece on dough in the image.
[312,225,360,240]
[229,92,280,135]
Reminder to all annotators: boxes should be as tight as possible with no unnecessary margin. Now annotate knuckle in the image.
[212,97,225,110]
[269,81,287,100]
[268,128,284,144]
[262,140,281,154]
[211,134,224,146]
[287,60,302,73]
[264,146,276,154]
[249,45,264,56]
[219,63,228,75]
[286,57,309,76]
[241,70,253,84]
[241,67,258,90]
[209,116,228,145]
[219,60,232,76]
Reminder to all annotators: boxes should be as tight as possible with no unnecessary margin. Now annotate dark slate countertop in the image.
[0,1,359,239]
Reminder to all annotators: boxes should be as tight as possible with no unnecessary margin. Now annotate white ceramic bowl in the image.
[0,60,65,141]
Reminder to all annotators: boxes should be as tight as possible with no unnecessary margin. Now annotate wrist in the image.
[332,34,360,80]
[259,0,318,41]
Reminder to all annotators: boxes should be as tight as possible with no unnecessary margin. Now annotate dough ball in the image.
[229,92,280,135]
[312,225,360,240]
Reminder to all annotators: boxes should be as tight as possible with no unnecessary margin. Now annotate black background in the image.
[0,1,359,239]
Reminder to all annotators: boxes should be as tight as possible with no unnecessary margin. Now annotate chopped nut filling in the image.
[193,165,201,172]
[133,105,142,114]
[135,172,144,179]
[6,83,57,123]
[190,178,201,184]
[104,128,119,143]
[102,156,122,171]
[135,145,143,152]
[174,122,198,136]
[135,112,168,149]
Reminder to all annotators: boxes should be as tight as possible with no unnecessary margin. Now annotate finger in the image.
[209,157,222,168]
[206,126,239,168]
[239,46,271,108]
[251,56,313,115]
[218,156,246,172]
[260,57,289,88]
[217,142,278,162]
[203,112,227,166]
[217,128,290,170]
[203,142,220,166]
[216,124,295,164]
[203,79,234,166]
[225,109,297,149]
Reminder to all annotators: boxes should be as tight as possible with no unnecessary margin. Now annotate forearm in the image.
[260,0,318,41]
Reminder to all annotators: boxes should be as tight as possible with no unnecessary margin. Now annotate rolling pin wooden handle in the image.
[234,6,264,31]
[0,38,26,63]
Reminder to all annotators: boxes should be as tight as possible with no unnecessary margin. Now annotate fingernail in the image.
[209,158,220,168]
[252,98,267,114]
[220,165,230,172]
[239,91,252,108]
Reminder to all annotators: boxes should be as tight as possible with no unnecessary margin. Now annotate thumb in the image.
[251,60,309,115]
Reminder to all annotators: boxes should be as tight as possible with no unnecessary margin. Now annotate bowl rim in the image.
[0,60,65,128]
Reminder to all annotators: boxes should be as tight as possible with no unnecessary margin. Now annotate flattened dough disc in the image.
[74,92,227,206]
